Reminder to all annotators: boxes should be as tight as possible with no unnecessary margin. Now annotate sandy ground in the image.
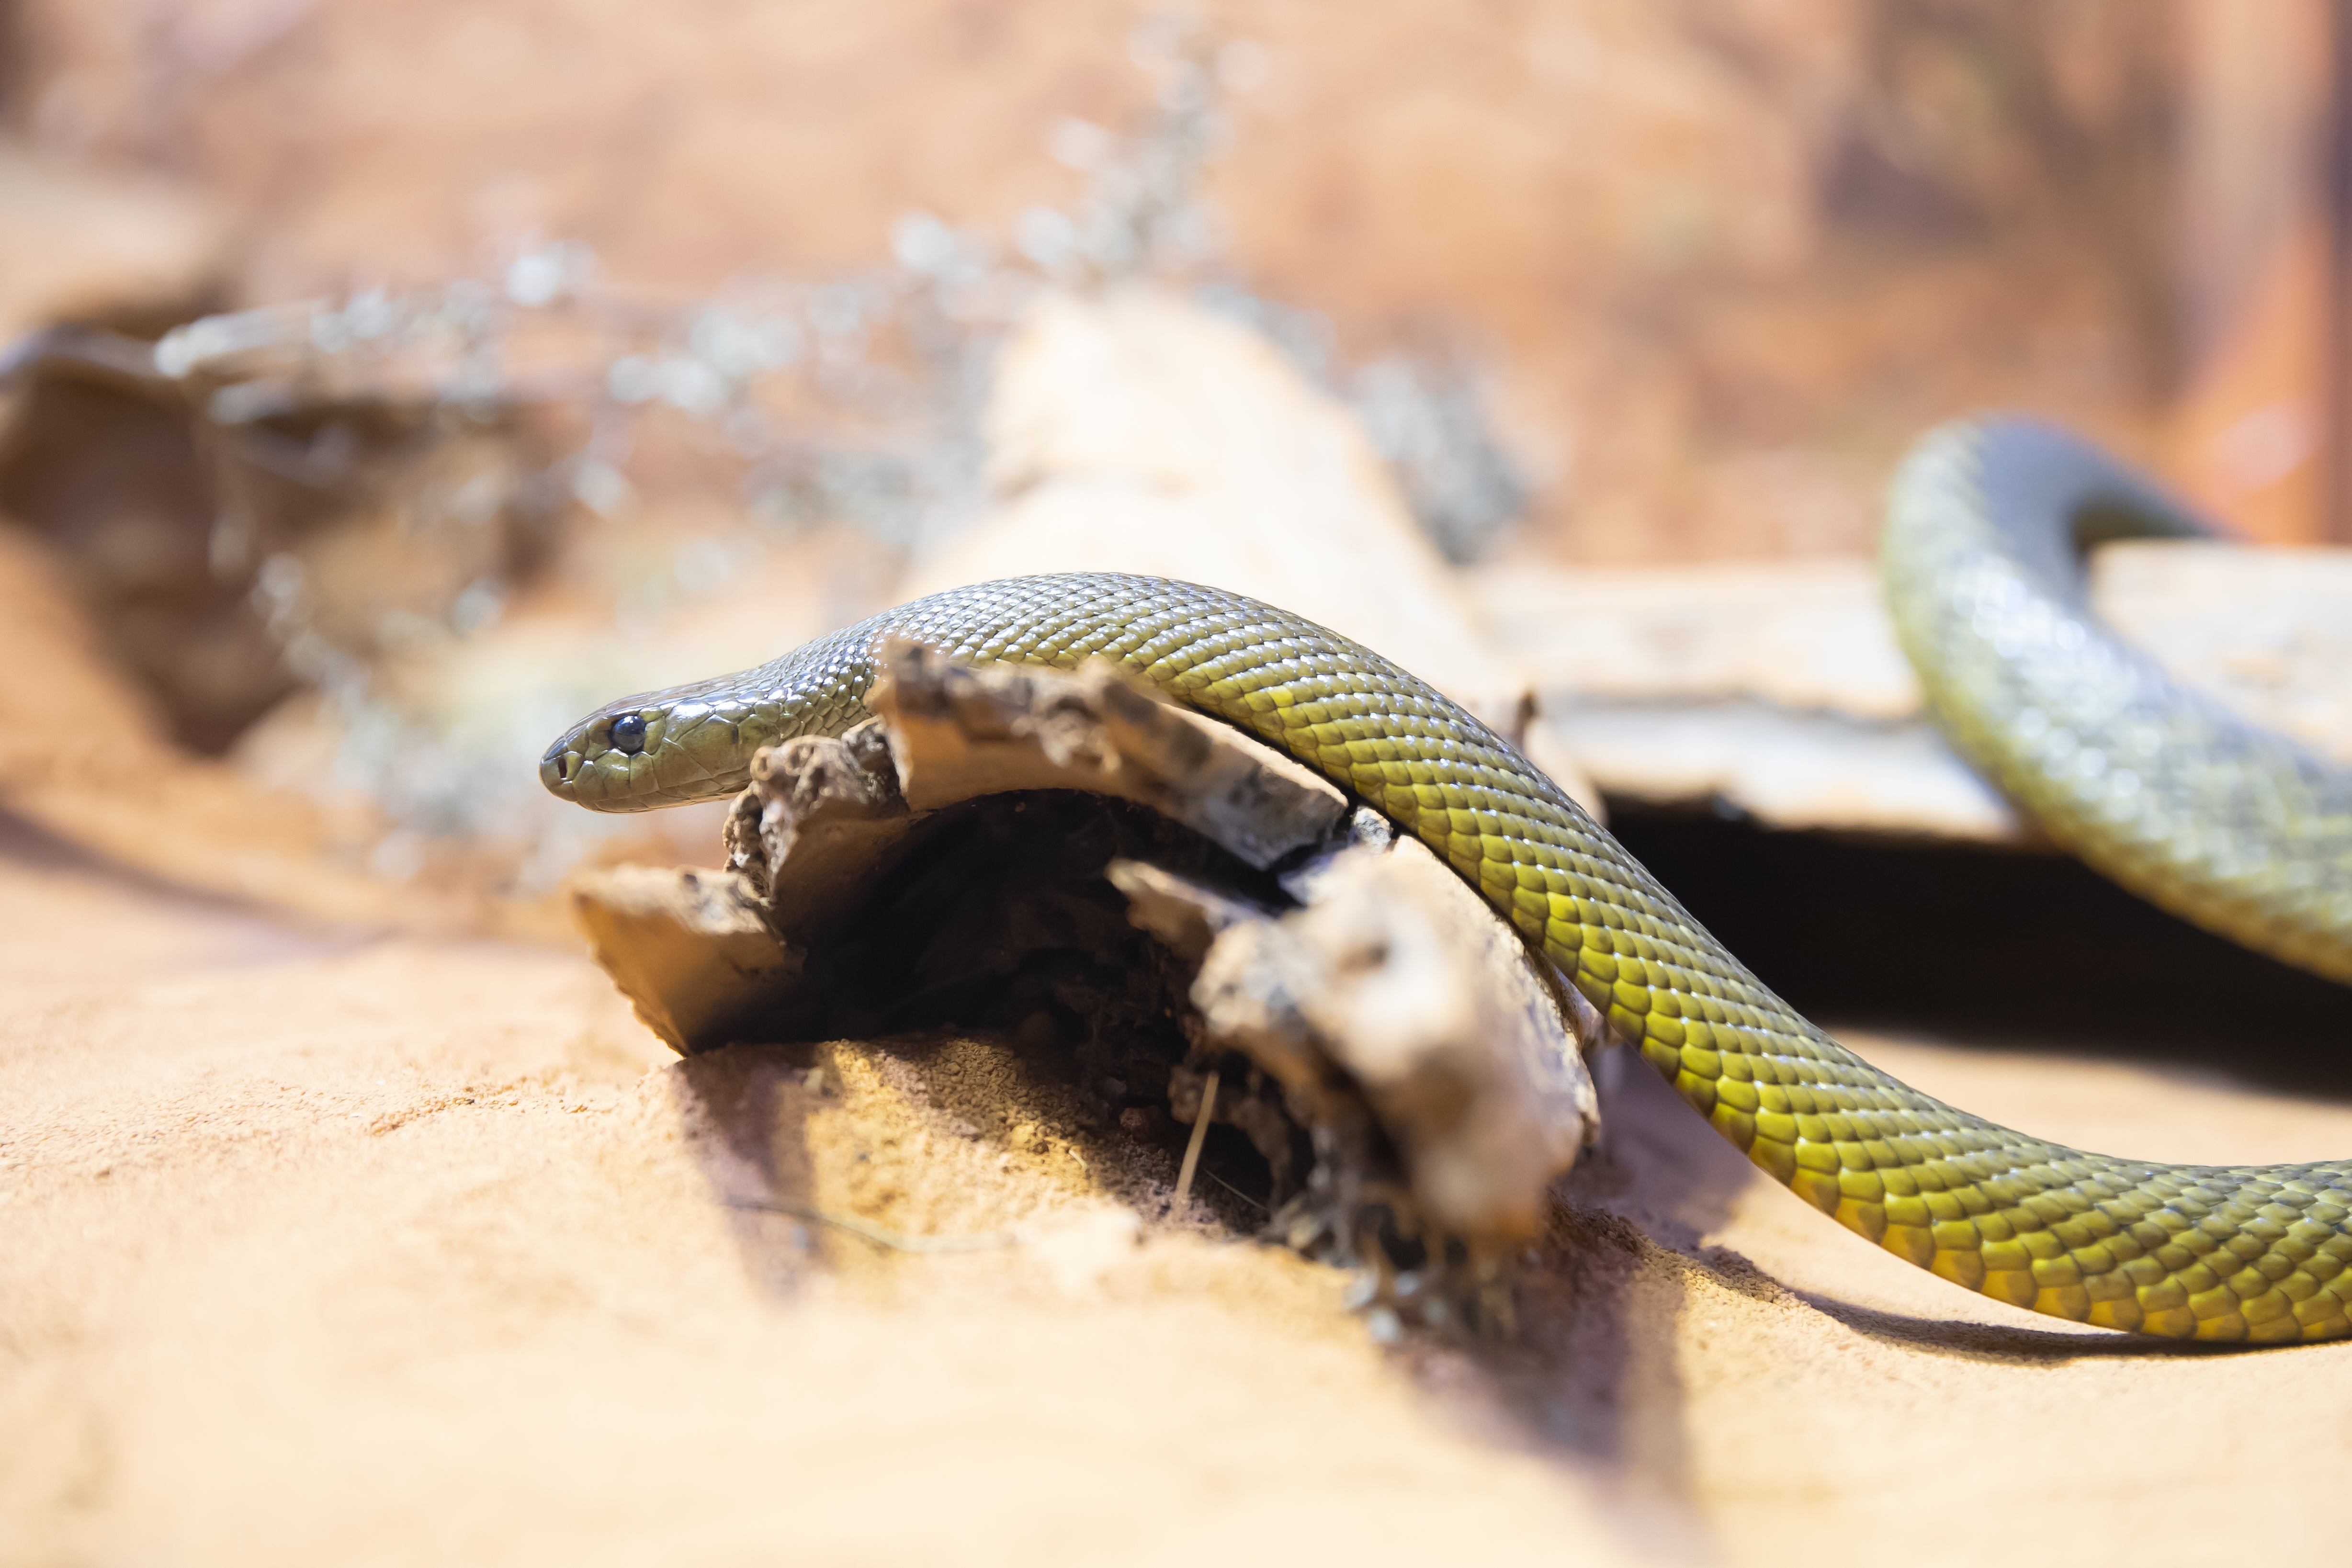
[7,795,2352,1567]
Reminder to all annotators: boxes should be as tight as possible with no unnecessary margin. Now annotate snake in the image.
[542,416,2352,1343]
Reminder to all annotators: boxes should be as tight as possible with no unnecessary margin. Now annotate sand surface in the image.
[8,794,2352,1566]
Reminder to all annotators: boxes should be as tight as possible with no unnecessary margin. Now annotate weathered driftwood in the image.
[568,644,1599,1275]
[1159,831,1594,1245]
[566,864,803,1052]
[870,640,1349,869]
[1466,543,2352,842]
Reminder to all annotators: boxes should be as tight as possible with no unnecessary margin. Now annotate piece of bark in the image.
[1106,857,1272,964]
[1468,544,2352,843]
[868,639,1348,869]
[573,725,926,1052]
[723,722,922,941]
[1127,827,1597,1249]
[566,865,804,1053]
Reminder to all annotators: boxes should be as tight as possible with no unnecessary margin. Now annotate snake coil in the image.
[544,418,2352,1342]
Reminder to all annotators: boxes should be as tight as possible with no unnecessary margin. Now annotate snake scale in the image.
[544,416,2352,1344]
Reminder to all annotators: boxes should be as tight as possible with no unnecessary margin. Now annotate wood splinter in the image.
[1173,1067,1220,1213]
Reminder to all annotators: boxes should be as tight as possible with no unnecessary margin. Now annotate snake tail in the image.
[544,564,2352,1342]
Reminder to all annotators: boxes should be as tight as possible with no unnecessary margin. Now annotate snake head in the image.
[540,699,666,812]
[541,676,773,812]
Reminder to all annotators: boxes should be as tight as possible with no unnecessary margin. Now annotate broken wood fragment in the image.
[868,639,1348,868]
[723,722,920,941]
[1181,833,1596,1245]
[566,865,803,1054]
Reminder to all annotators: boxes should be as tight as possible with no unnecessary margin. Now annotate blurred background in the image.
[25,11,2352,1554]
[2,0,2350,1015]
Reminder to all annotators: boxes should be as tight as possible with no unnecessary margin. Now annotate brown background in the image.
[8,0,2338,559]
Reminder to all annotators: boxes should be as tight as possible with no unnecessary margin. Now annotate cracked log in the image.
[567,642,1599,1275]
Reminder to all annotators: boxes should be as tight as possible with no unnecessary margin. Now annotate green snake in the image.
[543,416,2352,1343]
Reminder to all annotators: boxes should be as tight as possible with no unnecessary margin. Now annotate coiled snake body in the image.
[544,417,2352,1343]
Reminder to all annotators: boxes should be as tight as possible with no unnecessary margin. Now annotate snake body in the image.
[544,417,2352,1342]
[1885,420,2352,984]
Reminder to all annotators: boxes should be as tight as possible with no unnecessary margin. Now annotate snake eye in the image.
[611,714,648,755]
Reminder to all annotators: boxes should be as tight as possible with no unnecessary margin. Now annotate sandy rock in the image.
[1466,555,2022,840]
[17,794,2352,1563]
[1553,701,2023,841]
[1469,556,1925,721]
[0,833,1640,1567]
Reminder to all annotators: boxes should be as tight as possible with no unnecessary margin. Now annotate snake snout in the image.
[539,715,603,801]
[539,701,675,810]
[540,749,576,798]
